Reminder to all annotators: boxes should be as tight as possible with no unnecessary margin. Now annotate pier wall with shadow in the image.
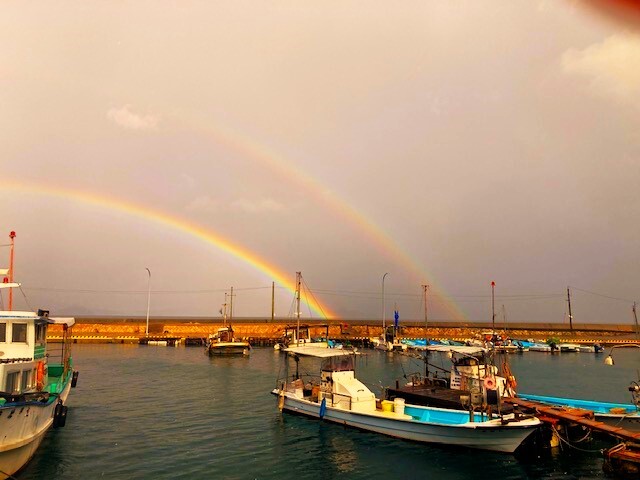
[46,318,640,345]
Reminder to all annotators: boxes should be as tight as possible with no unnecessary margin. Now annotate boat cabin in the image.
[0,310,47,395]
[280,324,329,347]
[0,309,73,397]
[209,326,235,343]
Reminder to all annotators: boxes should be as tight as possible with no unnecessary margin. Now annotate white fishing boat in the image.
[558,343,580,353]
[0,232,78,479]
[206,326,250,356]
[274,324,329,352]
[276,273,334,354]
[206,287,251,356]
[273,349,540,453]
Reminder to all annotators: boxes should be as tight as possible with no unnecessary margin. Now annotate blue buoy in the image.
[319,397,326,419]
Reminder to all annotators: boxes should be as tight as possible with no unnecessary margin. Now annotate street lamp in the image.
[145,268,151,336]
[604,344,640,366]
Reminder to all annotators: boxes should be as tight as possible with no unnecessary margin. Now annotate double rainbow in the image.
[0,181,333,318]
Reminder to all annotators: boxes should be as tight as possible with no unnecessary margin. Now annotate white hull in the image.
[0,379,72,479]
[207,342,250,355]
[596,413,640,433]
[275,391,538,453]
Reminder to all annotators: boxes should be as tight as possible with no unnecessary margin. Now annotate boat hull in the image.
[207,342,250,356]
[274,391,539,453]
[0,377,72,479]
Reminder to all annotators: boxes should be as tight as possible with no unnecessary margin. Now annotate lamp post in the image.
[145,268,151,337]
[604,344,640,366]
[382,273,389,333]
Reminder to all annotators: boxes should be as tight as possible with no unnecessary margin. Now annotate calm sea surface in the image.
[20,344,640,479]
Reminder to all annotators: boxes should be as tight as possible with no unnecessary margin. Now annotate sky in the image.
[1,1,639,324]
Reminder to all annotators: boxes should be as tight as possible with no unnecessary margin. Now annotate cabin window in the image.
[11,323,27,343]
[5,371,19,394]
[35,323,46,343]
[0,323,5,342]
[21,370,30,391]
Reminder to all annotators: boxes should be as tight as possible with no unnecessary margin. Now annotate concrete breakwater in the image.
[47,317,640,345]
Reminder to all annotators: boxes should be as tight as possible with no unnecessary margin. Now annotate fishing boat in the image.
[205,288,250,356]
[276,273,336,354]
[558,343,580,353]
[517,392,640,432]
[273,349,540,453]
[206,326,250,356]
[577,343,604,353]
[0,232,79,478]
[386,345,518,413]
[273,324,329,352]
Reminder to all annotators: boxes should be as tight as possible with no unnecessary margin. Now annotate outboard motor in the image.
[630,382,640,410]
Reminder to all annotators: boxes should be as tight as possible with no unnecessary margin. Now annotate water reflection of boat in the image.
[273,349,540,453]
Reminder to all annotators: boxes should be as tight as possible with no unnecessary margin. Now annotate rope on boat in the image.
[551,425,603,453]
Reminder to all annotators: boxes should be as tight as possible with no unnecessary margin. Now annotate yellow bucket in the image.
[381,400,394,412]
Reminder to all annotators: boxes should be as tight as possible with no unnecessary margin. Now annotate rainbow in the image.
[0,180,334,319]
[184,116,467,320]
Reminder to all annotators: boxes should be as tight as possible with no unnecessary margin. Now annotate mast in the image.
[422,284,429,378]
[502,304,507,333]
[296,272,301,346]
[229,287,234,325]
[567,287,573,331]
[271,281,275,323]
[633,302,639,341]
[8,231,15,311]
[222,293,228,327]
[491,281,496,334]
[382,273,389,337]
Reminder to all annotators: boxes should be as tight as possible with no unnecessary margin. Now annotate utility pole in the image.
[382,273,389,334]
[271,281,275,323]
[145,268,151,336]
[567,287,573,332]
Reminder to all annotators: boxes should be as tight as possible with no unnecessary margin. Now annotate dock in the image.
[504,396,640,477]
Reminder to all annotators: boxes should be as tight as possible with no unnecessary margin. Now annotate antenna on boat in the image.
[8,231,15,311]
[222,293,228,327]
[567,287,573,332]
[295,272,302,346]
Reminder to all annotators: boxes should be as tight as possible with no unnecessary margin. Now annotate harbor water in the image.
[21,344,639,479]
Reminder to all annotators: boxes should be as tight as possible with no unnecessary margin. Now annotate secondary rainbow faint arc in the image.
[0,181,334,319]
[185,117,467,320]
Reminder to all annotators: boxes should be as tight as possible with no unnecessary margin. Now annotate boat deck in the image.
[386,383,516,414]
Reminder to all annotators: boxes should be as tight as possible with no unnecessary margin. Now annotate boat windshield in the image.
[321,355,354,372]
